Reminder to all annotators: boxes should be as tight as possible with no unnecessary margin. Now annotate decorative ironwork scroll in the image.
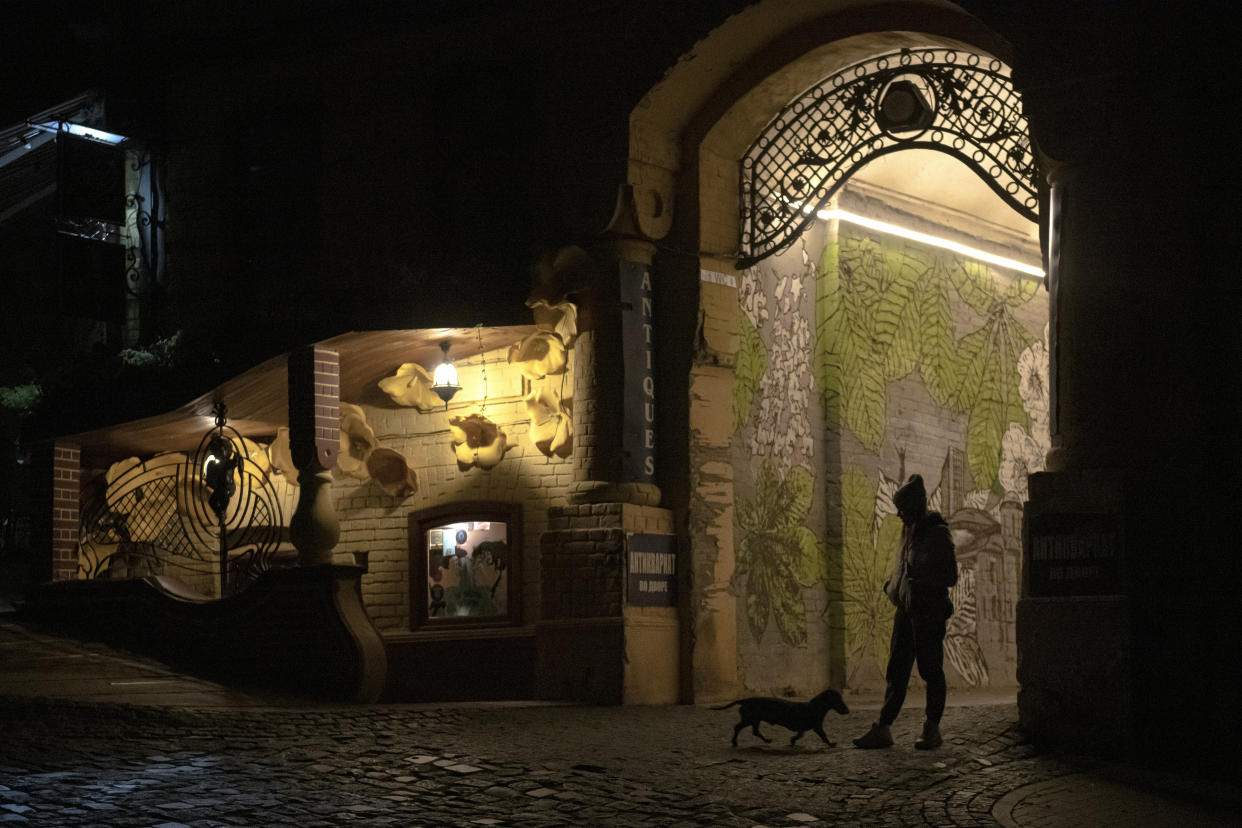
[739,48,1038,267]
[78,409,290,596]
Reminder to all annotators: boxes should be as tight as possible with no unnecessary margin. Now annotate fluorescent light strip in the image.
[30,121,129,145]
[817,208,1044,278]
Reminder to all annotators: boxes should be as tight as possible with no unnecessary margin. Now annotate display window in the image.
[409,502,522,629]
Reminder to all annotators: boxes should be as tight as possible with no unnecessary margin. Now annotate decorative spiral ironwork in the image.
[123,150,164,300]
[78,407,289,596]
[739,48,1039,267]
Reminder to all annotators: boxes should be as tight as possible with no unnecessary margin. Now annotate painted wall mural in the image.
[731,212,1047,695]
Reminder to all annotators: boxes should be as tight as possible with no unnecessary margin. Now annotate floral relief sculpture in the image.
[268,427,297,481]
[337,402,379,480]
[365,448,418,498]
[507,330,568,381]
[449,413,510,471]
[527,298,578,347]
[270,404,379,483]
[509,298,577,382]
[526,386,573,459]
[378,362,440,409]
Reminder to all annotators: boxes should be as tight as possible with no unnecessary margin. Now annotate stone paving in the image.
[2,619,1240,827]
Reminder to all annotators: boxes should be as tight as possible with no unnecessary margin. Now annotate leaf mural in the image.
[873,247,923,380]
[1003,271,1041,307]
[732,313,767,431]
[841,467,895,679]
[735,462,820,647]
[815,234,844,432]
[917,268,959,408]
[959,305,1035,487]
[818,231,1042,474]
[949,259,996,316]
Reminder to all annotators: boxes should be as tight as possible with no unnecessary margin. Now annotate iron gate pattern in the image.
[740,48,1038,267]
[79,444,288,592]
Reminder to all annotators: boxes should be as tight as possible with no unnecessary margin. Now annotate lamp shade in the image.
[430,341,461,405]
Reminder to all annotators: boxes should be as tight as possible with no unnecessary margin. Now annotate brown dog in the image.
[712,688,850,747]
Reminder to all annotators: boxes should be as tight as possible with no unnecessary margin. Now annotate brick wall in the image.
[51,444,81,582]
[31,442,81,583]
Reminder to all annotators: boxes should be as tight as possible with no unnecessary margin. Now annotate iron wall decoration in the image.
[739,48,1038,268]
[124,149,166,300]
[78,404,287,596]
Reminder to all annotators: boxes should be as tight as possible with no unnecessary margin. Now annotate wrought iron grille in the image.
[739,48,1038,267]
[78,438,292,595]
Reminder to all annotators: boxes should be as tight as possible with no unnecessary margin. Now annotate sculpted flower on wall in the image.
[365,448,418,498]
[449,413,510,471]
[337,402,378,480]
[269,405,378,483]
[378,362,439,409]
[268,427,297,481]
[526,385,573,459]
[507,330,568,381]
[527,299,578,348]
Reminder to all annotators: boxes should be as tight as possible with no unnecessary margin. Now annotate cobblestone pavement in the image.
[5,698,1240,827]
[2,620,1239,827]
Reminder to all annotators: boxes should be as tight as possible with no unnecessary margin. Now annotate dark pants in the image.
[878,606,947,726]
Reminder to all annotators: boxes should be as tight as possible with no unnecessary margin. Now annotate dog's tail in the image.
[709,700,740,710]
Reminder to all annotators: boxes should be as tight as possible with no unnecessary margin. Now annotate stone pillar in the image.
[287,346,340,565]
[536,187,678,704]
[569,226,661,508]
[1015,21,1240,771]
[535,502,677,705]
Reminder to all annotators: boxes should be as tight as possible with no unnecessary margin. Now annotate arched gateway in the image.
[620,3,1047,706]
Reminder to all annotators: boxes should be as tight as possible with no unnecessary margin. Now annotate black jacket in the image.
[891,511,958,617]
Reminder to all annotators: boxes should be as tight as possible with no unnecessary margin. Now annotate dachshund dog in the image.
[713,688,849,747]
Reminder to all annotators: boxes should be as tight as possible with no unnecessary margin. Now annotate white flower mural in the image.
[750,242,815,470]
[1000,323,1051,500]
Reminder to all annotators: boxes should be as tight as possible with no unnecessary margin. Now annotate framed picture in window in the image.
[408,501,522,630]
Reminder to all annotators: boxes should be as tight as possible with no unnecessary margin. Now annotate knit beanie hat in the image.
[893,473,927,515]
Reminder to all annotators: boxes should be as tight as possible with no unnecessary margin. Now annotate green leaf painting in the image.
[733,313,767,430]
[841,467,895,679]
[814,228,1040,488]
[736,463,822,647]
[814,234,844,432]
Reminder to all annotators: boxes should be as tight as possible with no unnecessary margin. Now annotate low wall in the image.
[382,628,535,703]
[21,565,387,702]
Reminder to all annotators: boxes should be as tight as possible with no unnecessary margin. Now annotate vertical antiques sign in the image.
[627,533,676,606]
[620,260,655,481]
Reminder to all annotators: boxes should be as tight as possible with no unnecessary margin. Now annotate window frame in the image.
[408,500,523,631]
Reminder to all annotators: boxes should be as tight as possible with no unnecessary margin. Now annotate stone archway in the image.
[626,1,1043,704]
